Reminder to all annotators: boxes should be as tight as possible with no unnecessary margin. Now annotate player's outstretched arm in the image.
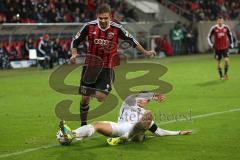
[153,93,166,103]
[70,23,89,64]
[152,127,192,136]
[179,130,192,135]
[149,121,192,136]
[136,44,156,57]
[134,92,165,103]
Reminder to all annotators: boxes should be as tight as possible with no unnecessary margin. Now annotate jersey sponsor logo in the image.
[93,38,117,51]
[217,32,225,38]
[107,32,114,39]
[94,39,111,46]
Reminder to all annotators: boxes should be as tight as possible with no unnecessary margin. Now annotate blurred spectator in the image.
[154,35,173,56]
[77,41,88,55]
[47,8,57,23]
[0,41,10,69]
[80,13,89,23]
[36,8,47,23]
[38,34,54,69]
[184,23,198,54]
[9,44,18,60]
[23,37,35,59]
[53,38,68,65]
[54,8,64,22]
[0,14,6,23]
[170,22,184,55]
[73,7,81,22]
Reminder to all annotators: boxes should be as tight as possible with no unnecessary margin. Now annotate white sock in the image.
[154,128,180,136]
[73,124,95,139]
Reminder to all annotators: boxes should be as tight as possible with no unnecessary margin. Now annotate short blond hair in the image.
[96,4,111,14]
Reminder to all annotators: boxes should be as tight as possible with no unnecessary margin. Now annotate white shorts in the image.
[109,122,135,137]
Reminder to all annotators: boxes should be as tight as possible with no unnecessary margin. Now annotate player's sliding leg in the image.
[58,120,74,144]
[80,91,108,126]
[72,121,113,140]
[80,96,90,126]
[223,57,229,80]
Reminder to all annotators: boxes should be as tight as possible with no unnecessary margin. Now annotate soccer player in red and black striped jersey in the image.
[70,4,156,126]
[207,16,234,80]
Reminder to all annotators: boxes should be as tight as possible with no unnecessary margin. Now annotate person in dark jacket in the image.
[38,34,54,69]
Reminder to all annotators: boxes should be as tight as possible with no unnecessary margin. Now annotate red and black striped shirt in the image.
[71,20,139,68]
[207,24,234,51]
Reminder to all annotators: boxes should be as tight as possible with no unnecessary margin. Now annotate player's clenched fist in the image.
[153,93,166,102]
[70,48,79,64]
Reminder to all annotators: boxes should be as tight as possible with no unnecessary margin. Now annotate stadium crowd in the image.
[0,0,138,23]
[1,0,240,69]
[159,0,240,21]
[0,34,75,69]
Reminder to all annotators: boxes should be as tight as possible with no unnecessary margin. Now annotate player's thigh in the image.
[222,49,229,62]
[222,49,229,59]
[95,91,108,102]
[110,122,135,137]
[215,50,223,61]
[79,66,97,96]
[95,68,115,99]
[92,121,114,137]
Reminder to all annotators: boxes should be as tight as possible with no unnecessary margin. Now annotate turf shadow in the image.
[196,80,226,86]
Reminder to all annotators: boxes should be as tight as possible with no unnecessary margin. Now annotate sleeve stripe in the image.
[225,25,234,44]
[111,21,139,46]
[70,37,74,49]
[71,23,90,49]
[207,25,215,46]
[120,26,139,46]
[110,21,122,28]
[133,38,139,46]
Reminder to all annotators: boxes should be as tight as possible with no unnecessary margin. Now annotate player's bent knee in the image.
[97,97,106,102]
[81,96,90,105]
[224,59,229,63]
[92,121,113,136]
[95,93,107,102]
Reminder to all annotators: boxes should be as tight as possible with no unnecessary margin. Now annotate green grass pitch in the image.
[0,54,240,160]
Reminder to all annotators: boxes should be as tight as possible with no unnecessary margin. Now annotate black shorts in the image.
[215,49,229,60]
[79,66,115,96]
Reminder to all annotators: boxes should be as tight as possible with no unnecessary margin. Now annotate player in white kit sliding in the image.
[57,92,192,145]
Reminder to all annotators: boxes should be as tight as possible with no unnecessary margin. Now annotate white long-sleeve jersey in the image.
[117,92,155,124]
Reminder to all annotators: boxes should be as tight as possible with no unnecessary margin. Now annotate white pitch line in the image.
[0,108,240,159]
[0,144,58,159]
